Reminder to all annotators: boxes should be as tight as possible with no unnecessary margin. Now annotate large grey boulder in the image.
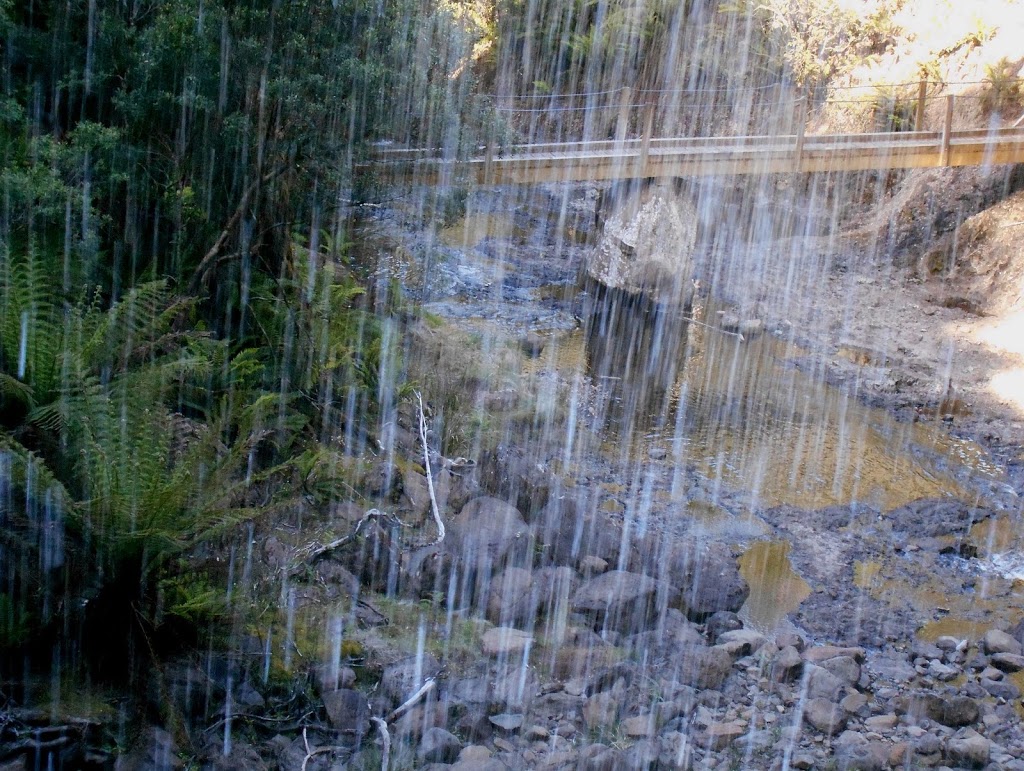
[588,185,697,306]
[572,570,663,633]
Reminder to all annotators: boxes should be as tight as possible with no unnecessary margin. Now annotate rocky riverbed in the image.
[5,176,1024,770]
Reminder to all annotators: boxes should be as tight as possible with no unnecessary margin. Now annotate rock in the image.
[984,628,1024,656]
[776,632,805,651]
[481,627,533,657]
[667,542,749,619]
[981,677,1021,700]
[945,728,990,768]
[834,730,888,771]
[486,567,534,626]
[401,467,433,516]
[322,689,370,739]
[658,732,693,770]
[805,664,845,701]
[621,714,655,738]
[580,555,608,576]
[841,691,868,714]
[820,655,861,686]
[803,697,847,735]
[571,570,661,633]
[451,497,528,569]
[458,745,493,764]
[803,645,866,663]
[532,496,628,567]
[716,628,766,656]
[677,645,735,690]
[770,645,804,682]
[864,714,898,731]
[701,721,746,750]
[991,652,1024,672]
[488,713,524,733]
[577,743,623,771]
[381,654,440,703]
[583,691,621,730]
[899,693,979,727]
[705,611,743,643]
[417,728,462,764]
[587,186,697,305]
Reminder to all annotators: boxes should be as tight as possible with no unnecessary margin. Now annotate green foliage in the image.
[982,58,1023,116]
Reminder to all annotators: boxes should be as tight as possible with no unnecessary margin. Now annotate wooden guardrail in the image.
[364,80,1024,185]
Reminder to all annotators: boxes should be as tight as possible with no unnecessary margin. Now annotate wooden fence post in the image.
[794,97,807,170]
[616,86,632,143]
[940,93,954,166]
[915,79,927,131]
[639,102,655,174]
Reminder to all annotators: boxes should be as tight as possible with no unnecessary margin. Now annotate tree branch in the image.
[414,391,445,546]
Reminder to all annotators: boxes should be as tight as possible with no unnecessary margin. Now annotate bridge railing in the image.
[368,78,1024,165]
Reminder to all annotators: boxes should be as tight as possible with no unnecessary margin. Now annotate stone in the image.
[458,745,493,764]
[381,654,440,703]
[805,664,845,701]
[900,693,979,727]
[991,651,1024,672]
[481,627,533,657]
[946,728,990,768]
[621,714,655,738]
[577,744,623,771]
[587,188,697,305]
[417,728,462,764]
[984,628,1023,656]
[981,677,1021,700]
[668,542,749,619]
[583,691,621,730]
[486,567,534,626]
[676,645,735,690]
[322,689,370,739]
[701,721,746,750]
[401,468,433,516]
[820,655,861,686]
[658,731,694,770]
[770,645,804,682]
[804,645,866,663]
[834,731,888,771]
[864,713,898,732]
[776,632,805,651]
[716,628,766,656]
[571,570,662,633]
[841,691,868,714]
[705,611,744,643]
[803,697,847,735]
[451,496,528,569]
[488,713,524,732]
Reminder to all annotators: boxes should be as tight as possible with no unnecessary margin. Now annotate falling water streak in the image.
[17,310,28,379]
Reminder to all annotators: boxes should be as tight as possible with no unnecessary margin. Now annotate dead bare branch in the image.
[386,677,437,723]
[370,717,391,771]
[414,391,445,546]
[288,508,403,575]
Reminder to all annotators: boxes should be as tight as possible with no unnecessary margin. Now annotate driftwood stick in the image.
[386,677,437,723]
[300,727,347,771]
[370,717,391,771]
[413,391,445,546]
[289,508,397,574]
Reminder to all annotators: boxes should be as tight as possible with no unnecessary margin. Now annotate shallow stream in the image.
[363,184,1024,639]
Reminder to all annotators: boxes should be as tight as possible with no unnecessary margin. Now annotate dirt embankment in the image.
[746,164,1024,461]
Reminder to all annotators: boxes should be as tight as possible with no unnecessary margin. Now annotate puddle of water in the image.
[677,317,997,510]
[738,541,812,632]
[438,213,521,249]
[917,618,993,642]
